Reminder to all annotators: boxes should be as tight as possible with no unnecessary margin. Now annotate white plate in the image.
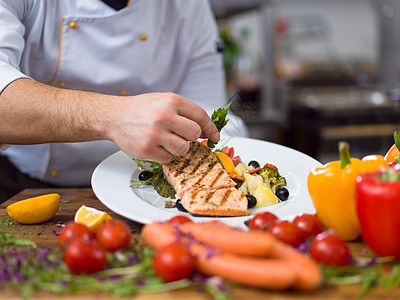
[91,137,323,229]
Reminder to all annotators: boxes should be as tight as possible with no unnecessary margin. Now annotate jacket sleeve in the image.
[0,0,31,93]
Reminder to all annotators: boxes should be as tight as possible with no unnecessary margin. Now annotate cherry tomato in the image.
[267,220,303,247]
[222,146,234,158]
[248,211,278,230]
[58,222,95,248]
[64,239,108,274]
[96,220,132,252]
[153,243,195,282]
[309,232,352,266]
[167,215,193,226]
[293,214,323,242]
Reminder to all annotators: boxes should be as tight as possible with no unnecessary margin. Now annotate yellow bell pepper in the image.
[308,141,386,241]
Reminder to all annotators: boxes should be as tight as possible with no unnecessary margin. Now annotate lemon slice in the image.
[6,193,60,224]
[74,205,112,232]
[214,151,235,173]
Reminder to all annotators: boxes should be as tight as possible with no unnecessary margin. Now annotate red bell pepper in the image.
[355,165,400,259]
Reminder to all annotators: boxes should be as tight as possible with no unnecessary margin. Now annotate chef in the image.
[0,0,248,203]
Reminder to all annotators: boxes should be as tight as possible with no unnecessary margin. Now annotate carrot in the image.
[142,222,296,290]
[269,239,322,292]
[142,221,177,249]
[191,242,296,290]
[179,220,276,257]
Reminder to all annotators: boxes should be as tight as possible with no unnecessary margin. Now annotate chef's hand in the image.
[104,92,220,162]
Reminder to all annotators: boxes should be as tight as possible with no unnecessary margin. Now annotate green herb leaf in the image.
[208,102,231,149]
[0,231,36,247]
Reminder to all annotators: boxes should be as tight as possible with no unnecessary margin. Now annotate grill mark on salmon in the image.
[209,169,224,188]
[219,188,232,206]
[163,141,248,217]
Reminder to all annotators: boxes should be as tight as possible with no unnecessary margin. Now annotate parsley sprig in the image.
[208,102,231,149]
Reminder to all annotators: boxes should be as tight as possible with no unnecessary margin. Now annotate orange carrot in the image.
[142,222,296,290]
[142,221,177,249]
[191,242,296,290]
[269,239,322,291]
[179,220,276,257]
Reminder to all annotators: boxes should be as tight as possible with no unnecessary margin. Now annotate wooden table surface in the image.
[1,188,400,300]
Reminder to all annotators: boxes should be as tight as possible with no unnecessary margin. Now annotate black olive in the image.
[138,170,153,181]
[248,160,260,169]
[246,194,257,208]
[275,187,289,201]
[176,199,188,212]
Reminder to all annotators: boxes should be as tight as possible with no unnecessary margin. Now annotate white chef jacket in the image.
[0,0,248,186]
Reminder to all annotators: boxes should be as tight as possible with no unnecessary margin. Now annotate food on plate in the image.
[131,141,289,214]
[308,141,386,241]
[142,220,322,291]
[234,161,287,207]
[74,205,113,232]
[151,168,176,199]
[163,141,248,216]
[356,165,400,259]
[214,151,235,173]
[6,193,60,224]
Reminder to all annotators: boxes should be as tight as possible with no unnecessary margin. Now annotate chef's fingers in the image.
[157,132,190,158]
[146,146,174,163]
[176,100,220,142]
[166,115,203,142]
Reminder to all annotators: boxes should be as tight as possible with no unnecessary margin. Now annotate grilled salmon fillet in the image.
[163,141,249,216]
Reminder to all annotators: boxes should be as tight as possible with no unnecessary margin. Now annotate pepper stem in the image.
[394,129,400,152]
[338,141,351,170]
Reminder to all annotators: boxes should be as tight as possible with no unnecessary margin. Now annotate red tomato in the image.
[58,222,95,248]
[222,146,234,158]
[153,243,195,282]
[293,214,323,242]
[248,211,278,230]
[64,239,108,274]
[167,215,193,226]
[267,220,303,247]
[96,220,131,252]
[309,232,352,266]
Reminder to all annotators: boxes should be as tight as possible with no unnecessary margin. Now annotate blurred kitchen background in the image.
[210,0,400,164]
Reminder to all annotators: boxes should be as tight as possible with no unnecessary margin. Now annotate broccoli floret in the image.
[259,167,286,193]
[259,167,279,179]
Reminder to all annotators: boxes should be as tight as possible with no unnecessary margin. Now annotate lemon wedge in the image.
[214,151,235,173]
[74,205,112,232]
[6,193,60,224]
